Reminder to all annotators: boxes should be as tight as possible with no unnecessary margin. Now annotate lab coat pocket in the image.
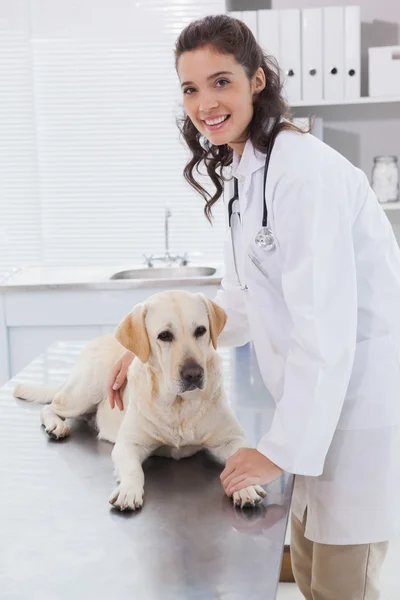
[248,253,270,279]
[247,246,282,303]
[338,334,400,430]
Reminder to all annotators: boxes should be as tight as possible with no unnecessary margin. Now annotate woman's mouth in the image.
[202,114,231,132]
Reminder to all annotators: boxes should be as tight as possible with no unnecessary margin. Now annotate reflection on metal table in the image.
[0,341,293,600]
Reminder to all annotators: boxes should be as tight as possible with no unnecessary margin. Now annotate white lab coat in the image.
[214,128,400,545]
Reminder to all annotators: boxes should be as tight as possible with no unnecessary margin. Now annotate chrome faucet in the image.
[143,207,188,268]
[165,206,171,256]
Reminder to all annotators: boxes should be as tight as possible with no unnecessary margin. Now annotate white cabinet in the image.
[8,325,106,377]
[0,282,220,385]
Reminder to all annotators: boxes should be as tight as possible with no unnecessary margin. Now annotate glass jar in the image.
[371,156,399,204]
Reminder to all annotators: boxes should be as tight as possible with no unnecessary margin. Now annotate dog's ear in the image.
[114,303,150,363]
[201,296,227,349]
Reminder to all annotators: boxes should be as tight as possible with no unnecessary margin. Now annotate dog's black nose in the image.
[180,360,204,389]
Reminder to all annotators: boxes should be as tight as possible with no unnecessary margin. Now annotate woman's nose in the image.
[199,94,219,113]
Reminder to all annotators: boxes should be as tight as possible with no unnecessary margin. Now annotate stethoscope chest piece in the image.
[228,118,281,284]
[255,226,276,251]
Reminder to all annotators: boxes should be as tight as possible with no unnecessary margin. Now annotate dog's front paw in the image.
[109,481,144,511]
[232,485,266,508]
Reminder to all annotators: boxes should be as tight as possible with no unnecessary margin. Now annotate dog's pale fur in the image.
[14,290,265,509]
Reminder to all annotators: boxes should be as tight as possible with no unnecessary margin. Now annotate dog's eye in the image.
[194,326,207,338]
[158,330,174,342]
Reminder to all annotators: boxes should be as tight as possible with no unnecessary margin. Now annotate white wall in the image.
[0,0,227,269]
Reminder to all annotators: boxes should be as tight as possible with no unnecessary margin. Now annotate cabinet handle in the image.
[309,68,317,76]
[330,67,338,75]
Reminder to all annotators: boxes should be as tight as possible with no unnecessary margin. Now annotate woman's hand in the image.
[220,448,283,497]
[107,350,135,410]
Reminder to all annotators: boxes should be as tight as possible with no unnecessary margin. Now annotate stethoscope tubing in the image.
[228,118,280,229]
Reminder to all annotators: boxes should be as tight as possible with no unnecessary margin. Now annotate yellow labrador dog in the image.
[14,290,265,509]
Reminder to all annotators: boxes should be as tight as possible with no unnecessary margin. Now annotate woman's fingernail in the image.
[112,383,119,390]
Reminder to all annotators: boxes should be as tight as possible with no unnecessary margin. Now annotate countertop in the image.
[0,264,223,292]
[0,341,293,600]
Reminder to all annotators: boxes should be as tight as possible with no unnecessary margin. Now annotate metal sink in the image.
[110,266,216,280]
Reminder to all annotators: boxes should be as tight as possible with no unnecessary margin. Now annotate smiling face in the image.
[177,45,265,154]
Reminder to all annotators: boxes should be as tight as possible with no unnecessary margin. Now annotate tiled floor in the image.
[277,536,400,599]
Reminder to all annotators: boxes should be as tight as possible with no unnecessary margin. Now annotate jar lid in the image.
[373,156,398,162]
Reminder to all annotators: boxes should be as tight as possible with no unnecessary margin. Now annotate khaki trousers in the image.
[290,510,389,600]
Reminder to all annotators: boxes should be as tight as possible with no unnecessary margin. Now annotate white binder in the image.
[240,10,258,40]
[344,5,361,99]
[279,9,302,104]
[323,6,344,101]
[257,9,280,65]
[301,8,323,103]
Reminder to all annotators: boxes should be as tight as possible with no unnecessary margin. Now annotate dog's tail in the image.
[13,383,61,404]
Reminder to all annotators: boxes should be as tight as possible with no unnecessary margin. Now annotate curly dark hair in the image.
[174,14,305,222]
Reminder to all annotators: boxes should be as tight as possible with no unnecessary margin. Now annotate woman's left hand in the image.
[221,448,283,497]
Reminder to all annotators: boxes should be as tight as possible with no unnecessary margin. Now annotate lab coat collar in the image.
[231,139,265,215]
[232,137,265,183]
[232,116,284,182]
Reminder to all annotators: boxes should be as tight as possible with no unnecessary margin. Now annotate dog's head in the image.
[114,290,227,394]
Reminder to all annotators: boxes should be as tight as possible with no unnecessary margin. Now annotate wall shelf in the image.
[382,202,400,211]
[291,96,400,108]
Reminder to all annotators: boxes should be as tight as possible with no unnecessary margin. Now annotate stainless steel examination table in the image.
[0,341,293,600]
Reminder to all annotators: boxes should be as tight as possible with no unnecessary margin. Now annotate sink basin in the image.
[110,266,216,280]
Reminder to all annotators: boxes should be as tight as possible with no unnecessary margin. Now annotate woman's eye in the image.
[158,330,174,342]
[216,79,229,88]
[194,326,207,338]
[183,87,195,95]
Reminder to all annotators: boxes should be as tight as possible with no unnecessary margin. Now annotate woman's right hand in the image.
[107,350,135,410]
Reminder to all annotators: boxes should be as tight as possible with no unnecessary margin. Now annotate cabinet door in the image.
[8,325,103,378]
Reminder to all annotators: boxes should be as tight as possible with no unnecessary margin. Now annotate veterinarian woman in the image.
[108,15,400,600]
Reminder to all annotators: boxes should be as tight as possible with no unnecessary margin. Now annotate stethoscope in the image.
[227,121,279,288]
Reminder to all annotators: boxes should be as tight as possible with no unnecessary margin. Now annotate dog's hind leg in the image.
[41,381,101,440]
